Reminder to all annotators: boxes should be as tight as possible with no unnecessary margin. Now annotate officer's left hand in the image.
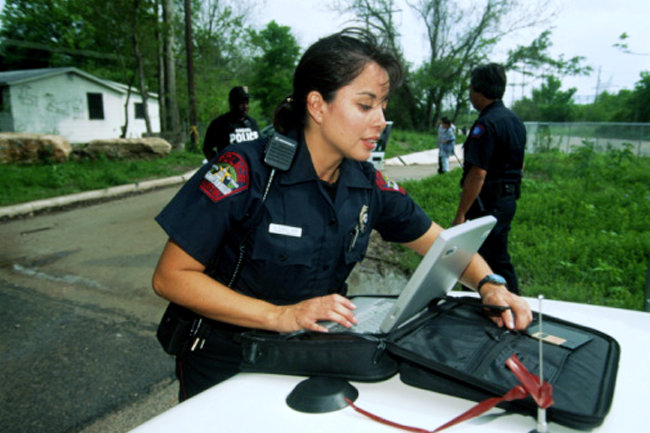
[274,294,358,333]
[479,284,532,331]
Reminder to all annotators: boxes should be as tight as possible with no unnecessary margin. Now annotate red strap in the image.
[431,385,529,432]
[345,354,554,432]
[505,355,554,409]
[344,398,431,433]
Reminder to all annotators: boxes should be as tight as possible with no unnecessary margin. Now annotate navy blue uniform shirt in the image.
[156,132,431,305]
[462,100,526,184]
[202,112,259,159]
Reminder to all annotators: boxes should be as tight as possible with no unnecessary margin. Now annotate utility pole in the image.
[594,66,601,103]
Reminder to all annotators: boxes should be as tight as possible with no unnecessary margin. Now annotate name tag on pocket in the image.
[268,223,303,238]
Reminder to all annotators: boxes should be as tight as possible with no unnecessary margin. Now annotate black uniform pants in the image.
[466,192,519,294]
[175,323,243,402]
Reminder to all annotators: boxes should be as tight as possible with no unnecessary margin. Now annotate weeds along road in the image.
[0,187,181,433]
[0,162,435,433]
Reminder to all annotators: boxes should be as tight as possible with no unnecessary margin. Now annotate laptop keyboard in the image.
[326,298,395,334]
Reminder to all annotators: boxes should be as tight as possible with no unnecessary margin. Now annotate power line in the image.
[0,38,122,61]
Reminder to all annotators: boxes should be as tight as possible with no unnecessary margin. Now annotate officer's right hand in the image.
[274,294,358,333]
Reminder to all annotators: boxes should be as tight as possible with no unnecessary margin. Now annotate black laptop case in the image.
[239,296,620,429]
[240,295,399,381]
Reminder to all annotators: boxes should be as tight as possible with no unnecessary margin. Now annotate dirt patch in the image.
[347,230,412,296]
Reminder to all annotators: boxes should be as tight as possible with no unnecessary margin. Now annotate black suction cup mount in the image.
[286,376,359,413]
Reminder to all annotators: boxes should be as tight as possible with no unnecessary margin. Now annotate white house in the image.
[0,67,160,143]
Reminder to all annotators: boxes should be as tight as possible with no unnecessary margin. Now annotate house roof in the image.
[0,67,127,94]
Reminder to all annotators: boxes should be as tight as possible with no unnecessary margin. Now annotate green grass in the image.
[0,129,433,207]
[386,129,464,159]
[400,144,650,311]
[0,151,204,206]
[385,129,435,158]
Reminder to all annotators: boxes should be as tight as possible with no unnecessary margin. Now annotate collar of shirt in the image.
[277,131,373,192]
[479,99,505,117]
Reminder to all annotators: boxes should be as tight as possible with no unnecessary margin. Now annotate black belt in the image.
[205,319,247,342]
[483,179,520,197]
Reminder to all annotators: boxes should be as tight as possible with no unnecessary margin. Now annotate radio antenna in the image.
[531,295,550,433]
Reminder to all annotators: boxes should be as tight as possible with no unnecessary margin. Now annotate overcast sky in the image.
[251,0,650,105]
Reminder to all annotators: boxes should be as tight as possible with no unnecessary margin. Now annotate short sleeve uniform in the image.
[460,100,526,294]
[156,131,431,306]
[462,100,525,184]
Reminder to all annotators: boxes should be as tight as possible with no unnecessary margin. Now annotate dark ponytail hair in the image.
[273,28,403,134]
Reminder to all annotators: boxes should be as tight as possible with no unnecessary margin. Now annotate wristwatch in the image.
[477,274,507,292]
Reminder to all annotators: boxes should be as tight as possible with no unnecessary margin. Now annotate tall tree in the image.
[630,72,650,122]
[188,0,255,127]
[512,75,576,122]
[133,0,153,135]
[248,21,300,122]
[506,30,591,103]
[341,0,563,130]
[409,0,556,129]
[162,0,182,147]
[184,0,198,149]
[0,0,125,73]
[154,0,168,132]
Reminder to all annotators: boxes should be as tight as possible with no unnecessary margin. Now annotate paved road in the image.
[0,187,181,433]
[0,163,442,433]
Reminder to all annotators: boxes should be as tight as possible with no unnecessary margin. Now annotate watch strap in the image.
[477,274,507,292]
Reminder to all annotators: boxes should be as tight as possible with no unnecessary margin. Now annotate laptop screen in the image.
[379,215,496,333]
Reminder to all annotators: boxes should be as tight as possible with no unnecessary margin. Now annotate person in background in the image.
[202,86,260,160]
[452,63,526,294]
[153,31,532,401]
[436,116,456,174]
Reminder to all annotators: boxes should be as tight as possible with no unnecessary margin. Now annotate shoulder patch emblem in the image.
[471,124,486,138]
[375,171,405,194]
[199,152,249,202]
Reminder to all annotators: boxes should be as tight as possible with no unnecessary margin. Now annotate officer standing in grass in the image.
[436,116,456,174]
[202,86,260,160]
[452,63,526,294]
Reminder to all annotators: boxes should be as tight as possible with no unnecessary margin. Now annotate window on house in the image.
[0,86,8,113]
[87,92,104,120]
[134,102,145,119]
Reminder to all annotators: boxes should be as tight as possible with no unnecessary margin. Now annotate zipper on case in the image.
[372,340,387,365]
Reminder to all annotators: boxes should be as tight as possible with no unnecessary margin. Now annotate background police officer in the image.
[202,86,260,160]
[452,63,526,294]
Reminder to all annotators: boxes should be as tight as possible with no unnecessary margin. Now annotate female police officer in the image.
[152,28,532,400]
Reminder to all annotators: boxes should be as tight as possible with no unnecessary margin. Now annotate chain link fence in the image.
[525,122,650,157]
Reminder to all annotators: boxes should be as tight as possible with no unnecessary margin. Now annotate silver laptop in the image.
[325,215,497,334]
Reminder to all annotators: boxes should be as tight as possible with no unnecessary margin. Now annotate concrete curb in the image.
[0,169,198,220]
[384,144,463,166]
